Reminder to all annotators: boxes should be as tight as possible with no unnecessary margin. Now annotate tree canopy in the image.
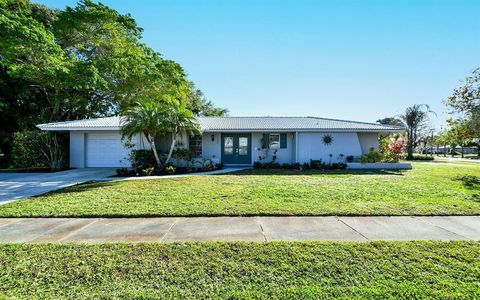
[0,0,225,166]
[446,68,480,133]
[376,117,404,127]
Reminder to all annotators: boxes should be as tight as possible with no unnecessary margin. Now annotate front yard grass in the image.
[0,241,478,299]
[0,161,479,217]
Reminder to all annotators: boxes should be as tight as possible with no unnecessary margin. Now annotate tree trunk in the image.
[444,143,447,157]
[461,146,464,158]
[164,132,176,167]
[407,129,414,159]
[147,133,162,170]
[40,132,62,170]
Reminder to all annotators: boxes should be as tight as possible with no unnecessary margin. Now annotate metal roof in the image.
[37,116,404,132]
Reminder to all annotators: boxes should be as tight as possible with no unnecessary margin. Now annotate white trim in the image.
[268,133,281,149]
[295,131,299,163]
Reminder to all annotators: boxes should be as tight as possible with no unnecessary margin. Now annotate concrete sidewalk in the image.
[0,216,479,243]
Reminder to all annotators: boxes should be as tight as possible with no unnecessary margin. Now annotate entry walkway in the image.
[0,216,478,243]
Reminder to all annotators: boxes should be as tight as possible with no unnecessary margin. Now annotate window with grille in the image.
[189,135,202,157]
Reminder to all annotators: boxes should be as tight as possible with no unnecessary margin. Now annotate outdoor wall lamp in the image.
[211,134,215,142]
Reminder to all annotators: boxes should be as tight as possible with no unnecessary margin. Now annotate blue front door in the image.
[221,133,251,165]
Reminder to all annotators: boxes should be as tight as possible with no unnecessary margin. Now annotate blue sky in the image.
[38,0,480,130]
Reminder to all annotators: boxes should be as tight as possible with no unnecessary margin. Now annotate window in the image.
[269,134,280,149]
[224,136,233,155]
[189,135,202,157]
[239,137,248,155]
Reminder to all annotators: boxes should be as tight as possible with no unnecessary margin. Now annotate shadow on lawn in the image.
[222,169,406,176]
[453,175,480,189]
[30,180,120,198]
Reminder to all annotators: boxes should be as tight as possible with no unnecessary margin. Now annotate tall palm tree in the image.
[163,101,201,166]
[399,104,435,159]
[121,99,167,170]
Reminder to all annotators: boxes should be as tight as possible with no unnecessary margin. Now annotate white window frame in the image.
[269,133,280,149]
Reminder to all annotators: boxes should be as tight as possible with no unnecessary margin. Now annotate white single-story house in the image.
[37,116,404,168]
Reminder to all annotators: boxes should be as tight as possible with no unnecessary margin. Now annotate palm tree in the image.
[399,104,435,159]
[121,99,167,170]
[163,101,201,166]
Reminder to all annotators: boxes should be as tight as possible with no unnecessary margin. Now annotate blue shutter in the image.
[262,134,269,149]
[280,133,287,149]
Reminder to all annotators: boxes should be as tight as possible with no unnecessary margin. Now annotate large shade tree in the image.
[0,0,225,167]
[446,68,480,156]
[399,105,435,159]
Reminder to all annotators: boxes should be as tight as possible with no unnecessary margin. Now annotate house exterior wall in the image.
[296,132,364,164]
[68,130,381,168]
[201,133,221,163]
[70,132,85,168]
[251,132,295,164]
[357,132,380,153]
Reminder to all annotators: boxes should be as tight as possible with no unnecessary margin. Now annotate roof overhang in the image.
[36,125,122,131]
[37,125,404,133]
[203,128,404,133]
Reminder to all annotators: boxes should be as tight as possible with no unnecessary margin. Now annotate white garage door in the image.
[86,133,131,167]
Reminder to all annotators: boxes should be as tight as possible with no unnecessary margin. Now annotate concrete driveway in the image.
[0,168,116,204]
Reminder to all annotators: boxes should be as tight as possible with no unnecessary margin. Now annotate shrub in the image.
[328,163,347,170]
[346,155,354,163]
[164,165,176,175]
[406,155,434,161]
[310,160,326,170]
[201,158,215,171]
[254,160,346,170]
[11,131,47,168]
[130,150,157,171]
[142,166,156,176]
[173,148,195,161]
[291,163,301,170]
[380,134,407,163]
[253,161,263,169]
[11,130,65,169]
[215,162,224,170]
[360,147,383,163]
[116,168,129,176]
[187,166,197,173]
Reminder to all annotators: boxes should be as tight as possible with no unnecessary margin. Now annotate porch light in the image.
[211,134,215,142]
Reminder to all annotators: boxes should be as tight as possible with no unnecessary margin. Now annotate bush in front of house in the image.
[129,149,158,171]
[164,165,176,175]
[253,161,346,170]
[360,147,384,163]
[406,155,435,161]
[310,160,347,170]
[121,150,224,177]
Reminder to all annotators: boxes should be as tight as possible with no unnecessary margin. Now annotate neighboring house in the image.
[37,116,403,168]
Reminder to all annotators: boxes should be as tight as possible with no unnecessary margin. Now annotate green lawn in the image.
[0,161,479,217]
[0,241,478,299]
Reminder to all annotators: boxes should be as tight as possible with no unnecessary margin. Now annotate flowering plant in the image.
[381,134,408,162]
